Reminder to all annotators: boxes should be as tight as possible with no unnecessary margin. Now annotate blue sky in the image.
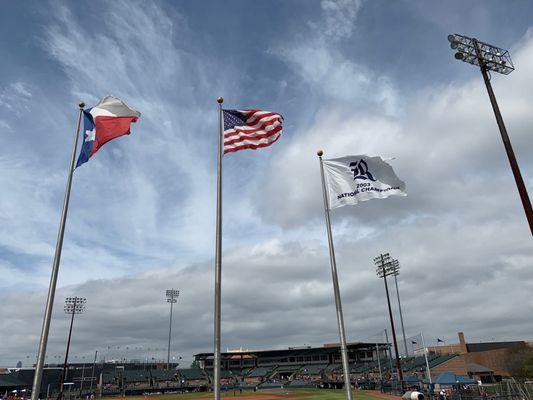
[1,0,533,367]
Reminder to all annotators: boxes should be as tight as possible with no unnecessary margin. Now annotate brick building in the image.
[428,332,532,381]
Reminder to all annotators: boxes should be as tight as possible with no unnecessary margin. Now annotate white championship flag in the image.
[323,155,406,209]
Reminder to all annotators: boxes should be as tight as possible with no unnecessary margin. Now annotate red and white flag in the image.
[222,109,283,154]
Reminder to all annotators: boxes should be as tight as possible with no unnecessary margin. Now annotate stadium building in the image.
[2,333,530,397]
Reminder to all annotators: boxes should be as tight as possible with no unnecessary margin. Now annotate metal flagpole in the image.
[393,273,408,357]
[213,97,224,400]
[421,333,432,384]
[317,150,353,400]
[31,102,85,400]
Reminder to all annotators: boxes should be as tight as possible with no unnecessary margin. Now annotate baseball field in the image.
[122,389,397,400]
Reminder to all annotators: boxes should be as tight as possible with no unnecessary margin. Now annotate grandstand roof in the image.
[195,342,387,359]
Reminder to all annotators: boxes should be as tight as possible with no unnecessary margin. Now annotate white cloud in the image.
[272,0,399,115]
[319,0,362,41]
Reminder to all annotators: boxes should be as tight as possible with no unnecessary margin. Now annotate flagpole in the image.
[421,333,432,384]
[213,97,224,400]
[31,102,85,400]
[317,150,353,400]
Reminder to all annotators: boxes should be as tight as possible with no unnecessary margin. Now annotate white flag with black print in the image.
[323,155,406,209]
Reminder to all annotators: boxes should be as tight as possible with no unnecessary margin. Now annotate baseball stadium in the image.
[2,333,532,400]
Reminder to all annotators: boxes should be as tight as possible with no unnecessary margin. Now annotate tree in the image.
[504,346,533,378]
[522,354,533,378]
[190,360,201,369]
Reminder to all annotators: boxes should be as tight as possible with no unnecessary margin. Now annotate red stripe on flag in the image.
[224,134,281,154]
[246,112,278,125]
[223,125,282,147]
[223,117,283,138]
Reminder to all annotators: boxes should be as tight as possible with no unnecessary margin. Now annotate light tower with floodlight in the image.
[374,254,404,391]
[165,289,179,371]
[448,33,533,236]
[58,297,86,400]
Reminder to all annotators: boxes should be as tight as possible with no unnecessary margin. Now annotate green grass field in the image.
[147,388,391,400]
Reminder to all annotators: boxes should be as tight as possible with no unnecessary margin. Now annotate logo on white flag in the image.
[349,159,376,181]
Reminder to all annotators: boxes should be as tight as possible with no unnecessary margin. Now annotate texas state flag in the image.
[76,96,140,168]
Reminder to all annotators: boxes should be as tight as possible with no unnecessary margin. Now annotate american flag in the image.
[223,109,283,154]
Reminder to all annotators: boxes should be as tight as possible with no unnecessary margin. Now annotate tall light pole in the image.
[389,260,408,357]
[166,289,179,371]
[448,33,533,236]
[58,297,86,400]
[374,254,404,392]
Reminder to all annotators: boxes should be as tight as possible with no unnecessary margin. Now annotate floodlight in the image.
[448,33,514,75]
[447,33,533,235]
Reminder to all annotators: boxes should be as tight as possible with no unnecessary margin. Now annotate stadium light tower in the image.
[389,260,408,357]
[58,297,86,400]
[166,289,179,371]
[448,33,533,236]
[374,254,404,391]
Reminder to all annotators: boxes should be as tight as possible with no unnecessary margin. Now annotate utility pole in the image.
[448,33,533,236]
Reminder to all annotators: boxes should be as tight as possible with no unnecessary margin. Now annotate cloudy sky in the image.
[1,0,533,368]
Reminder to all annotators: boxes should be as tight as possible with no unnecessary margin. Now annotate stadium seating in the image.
[150,369,177,382]
[247,366,274,377]
[177,368,207,381]
[301,364,328,375]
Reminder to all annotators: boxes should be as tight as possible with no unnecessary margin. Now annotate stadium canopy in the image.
[433,372,476,385]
